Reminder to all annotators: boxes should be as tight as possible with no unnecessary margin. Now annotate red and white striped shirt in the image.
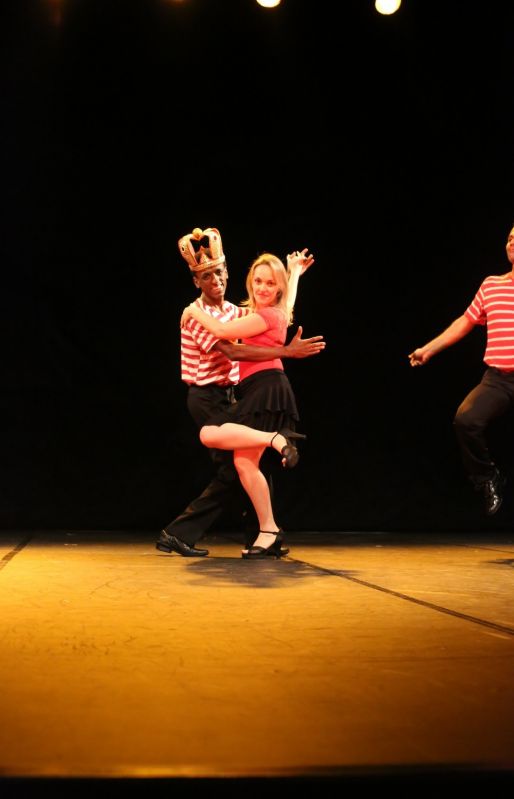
[180,298,246,386]
[465,274,514,372]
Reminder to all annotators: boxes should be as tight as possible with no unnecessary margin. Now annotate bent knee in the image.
[453,405,483,433]
[200,425,217,446]
[233,451,258,477]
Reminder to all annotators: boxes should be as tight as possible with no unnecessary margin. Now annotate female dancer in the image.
[180,248,314,559]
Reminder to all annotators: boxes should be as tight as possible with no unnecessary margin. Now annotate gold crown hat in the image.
[178,227,226,274]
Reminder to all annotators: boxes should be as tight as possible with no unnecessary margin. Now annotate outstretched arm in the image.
[408,315,475,366]
[215,326,325,361]
[286,248,315,316]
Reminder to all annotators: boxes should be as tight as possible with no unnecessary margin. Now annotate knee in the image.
[199,425,215,447]
[453,404,482,435]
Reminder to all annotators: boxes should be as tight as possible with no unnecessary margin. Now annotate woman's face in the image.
[251,264,280,307]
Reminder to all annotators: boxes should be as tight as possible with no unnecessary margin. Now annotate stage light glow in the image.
[375,0,402,15]
[256,0,282,8]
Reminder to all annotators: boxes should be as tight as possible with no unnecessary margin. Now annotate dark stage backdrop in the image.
[2,0,514,533]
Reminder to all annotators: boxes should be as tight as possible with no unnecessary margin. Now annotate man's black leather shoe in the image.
[482,470,506,516]
[156,531,209,557]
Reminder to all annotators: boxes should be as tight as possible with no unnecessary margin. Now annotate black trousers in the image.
[163,384,271,547]
[453,367,514,486]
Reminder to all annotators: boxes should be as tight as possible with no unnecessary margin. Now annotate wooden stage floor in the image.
[1,529,514,797]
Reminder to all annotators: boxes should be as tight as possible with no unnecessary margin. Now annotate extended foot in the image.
[269,429,306,469]
[270,433,288,460]
[481,470,506,516]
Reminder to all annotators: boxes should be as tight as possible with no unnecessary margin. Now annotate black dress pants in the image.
[163,384,266,546]
[453,367,514,486]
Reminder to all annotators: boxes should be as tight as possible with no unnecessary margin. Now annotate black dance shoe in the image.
[246,529,289,557]
[242,532,286,560]
[271,428,307,469]
[481,470,506,516]
[156,530,209,557]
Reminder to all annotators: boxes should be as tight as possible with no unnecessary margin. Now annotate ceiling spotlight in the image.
[375,0,402,15]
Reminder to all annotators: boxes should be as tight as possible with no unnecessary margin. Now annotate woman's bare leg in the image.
[201,423,288,457]
[233,447,280,550]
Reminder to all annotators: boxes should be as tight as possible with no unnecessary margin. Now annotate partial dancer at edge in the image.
[409,222,514,516]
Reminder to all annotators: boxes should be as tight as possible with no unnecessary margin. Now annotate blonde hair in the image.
[242,253,293,325]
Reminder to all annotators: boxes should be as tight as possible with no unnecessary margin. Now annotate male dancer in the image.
[157,227,324,556]
[409,222,514,515]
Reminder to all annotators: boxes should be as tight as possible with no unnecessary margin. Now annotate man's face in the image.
[193,266,228,303]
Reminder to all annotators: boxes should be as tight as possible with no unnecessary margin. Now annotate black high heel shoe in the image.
[244,529,289,557]
[242,531,285,560]
[270,428,307,469]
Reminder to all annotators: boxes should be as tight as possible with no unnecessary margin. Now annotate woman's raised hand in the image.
[287,248,315,276]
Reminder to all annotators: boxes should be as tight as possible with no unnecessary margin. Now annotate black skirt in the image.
[233,368,299,433]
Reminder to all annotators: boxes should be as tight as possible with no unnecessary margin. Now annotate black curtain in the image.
[2,0,514,532]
